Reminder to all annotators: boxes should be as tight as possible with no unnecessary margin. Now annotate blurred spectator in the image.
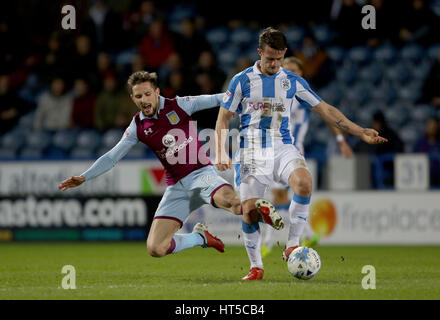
[82,0,126,52]
[397,0,438,46]
[95,52,116,90]
[33,78,72,131]
[331,0,365,48]
[293,36,334,88]
[35,32,69,86]
[139,19,175,72]
[158,52,183,88]
[71,79,97,129]
[414,117,440,153]
[421,49,440,107]
[413,117,440,186]
[0,18,25,74]
[354,110,405,154]
[222,56,253,92]
[365,0,396,48]
[0,75,31,133]
[162,70,187,98]
[94,74,125,132]
[124,0,159,44]
[114,95,139,129]
[66,35,97,83]
[192,50,226,93]
[173,18,212,68]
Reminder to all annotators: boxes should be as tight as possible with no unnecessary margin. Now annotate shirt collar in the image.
[139,96,165,120]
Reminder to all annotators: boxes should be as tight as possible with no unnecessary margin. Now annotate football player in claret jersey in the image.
[59,71,281,259]
[216,27,387,280]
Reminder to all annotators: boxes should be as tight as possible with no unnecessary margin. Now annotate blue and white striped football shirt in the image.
[221,61,321,149]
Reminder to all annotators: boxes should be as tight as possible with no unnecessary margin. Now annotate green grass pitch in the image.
[1,243,439,300]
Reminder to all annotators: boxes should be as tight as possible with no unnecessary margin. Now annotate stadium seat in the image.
[336,65,357,85]
[205,27,229,50]
[317,83,343,105]
[218,46,240,73]
[399,44,424,64]
[16,111,35,130]
[102,129,124,149]
[427,44,440,60]
[0,148,16,160]
[52,130,78,152]
[25,131,51,151]
[311,24,334,46]
[384,63,411,85]
[369,83,397,105]
[346,46,372,65]
[400,124,419,147]
[76,130,102,151]
[358,64,384,85]
[326,46,345,65]
[230,27,255,49]
[125,143,147,158]
[70,147,96,159]
[285,26,306,47]
[344,83,372,106]
[396,81,422,103]
[411,104,436,122]
[1,131,26,152]
[372,44,398,64]
[18,147,43,159]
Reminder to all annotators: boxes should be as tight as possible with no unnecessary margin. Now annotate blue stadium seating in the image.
[230,27,255,50]
[25,131,51,151]
[359,64,384,85]
[1,131,26,152]
[52,130,78,152]
[312,24,334,46]
[285,26,306,48]
[18,147,44,159]
[102,129,124,149]
[336,65,357,84]
[205,27,229,51]
[326,46,345,65]
[427,44,440,60]
[76,130,102,151]
[384,62,412,85]
[70,147,96,159]
[373,44,398,65]
[0,148,16,160]
[346,46,372,65]
[400,44,424,64]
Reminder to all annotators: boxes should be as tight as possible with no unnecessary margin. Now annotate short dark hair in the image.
[127,71,158,94]
[258,27,287,51]
[283,56,303,71]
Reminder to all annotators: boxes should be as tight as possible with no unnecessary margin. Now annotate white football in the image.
[287,247,321,280]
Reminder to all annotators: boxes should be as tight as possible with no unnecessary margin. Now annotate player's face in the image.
[131,81,160,117]
[283,62,303,77]
[258,46,287,76]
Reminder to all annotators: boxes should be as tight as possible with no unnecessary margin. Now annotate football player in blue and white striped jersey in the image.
[215,27,387,280]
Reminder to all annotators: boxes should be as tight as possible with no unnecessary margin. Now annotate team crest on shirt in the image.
[166,111,180,125]
[281,79,291,91]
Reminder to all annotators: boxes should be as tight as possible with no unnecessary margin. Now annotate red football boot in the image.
[255,199,284,230]
[282,245,299,261]
[193,223,225,253]
[242,267,264,280]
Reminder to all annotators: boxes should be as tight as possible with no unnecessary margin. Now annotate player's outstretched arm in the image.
[58,176,85,191]
[312,101,388,145]
[325,123,353,158]
[215,107,234,171]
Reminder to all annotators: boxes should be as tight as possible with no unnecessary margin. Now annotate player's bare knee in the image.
[146,240,167,258]
[294,175,312,195]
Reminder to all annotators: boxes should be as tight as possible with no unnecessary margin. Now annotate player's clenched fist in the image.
[58,176,85,191]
